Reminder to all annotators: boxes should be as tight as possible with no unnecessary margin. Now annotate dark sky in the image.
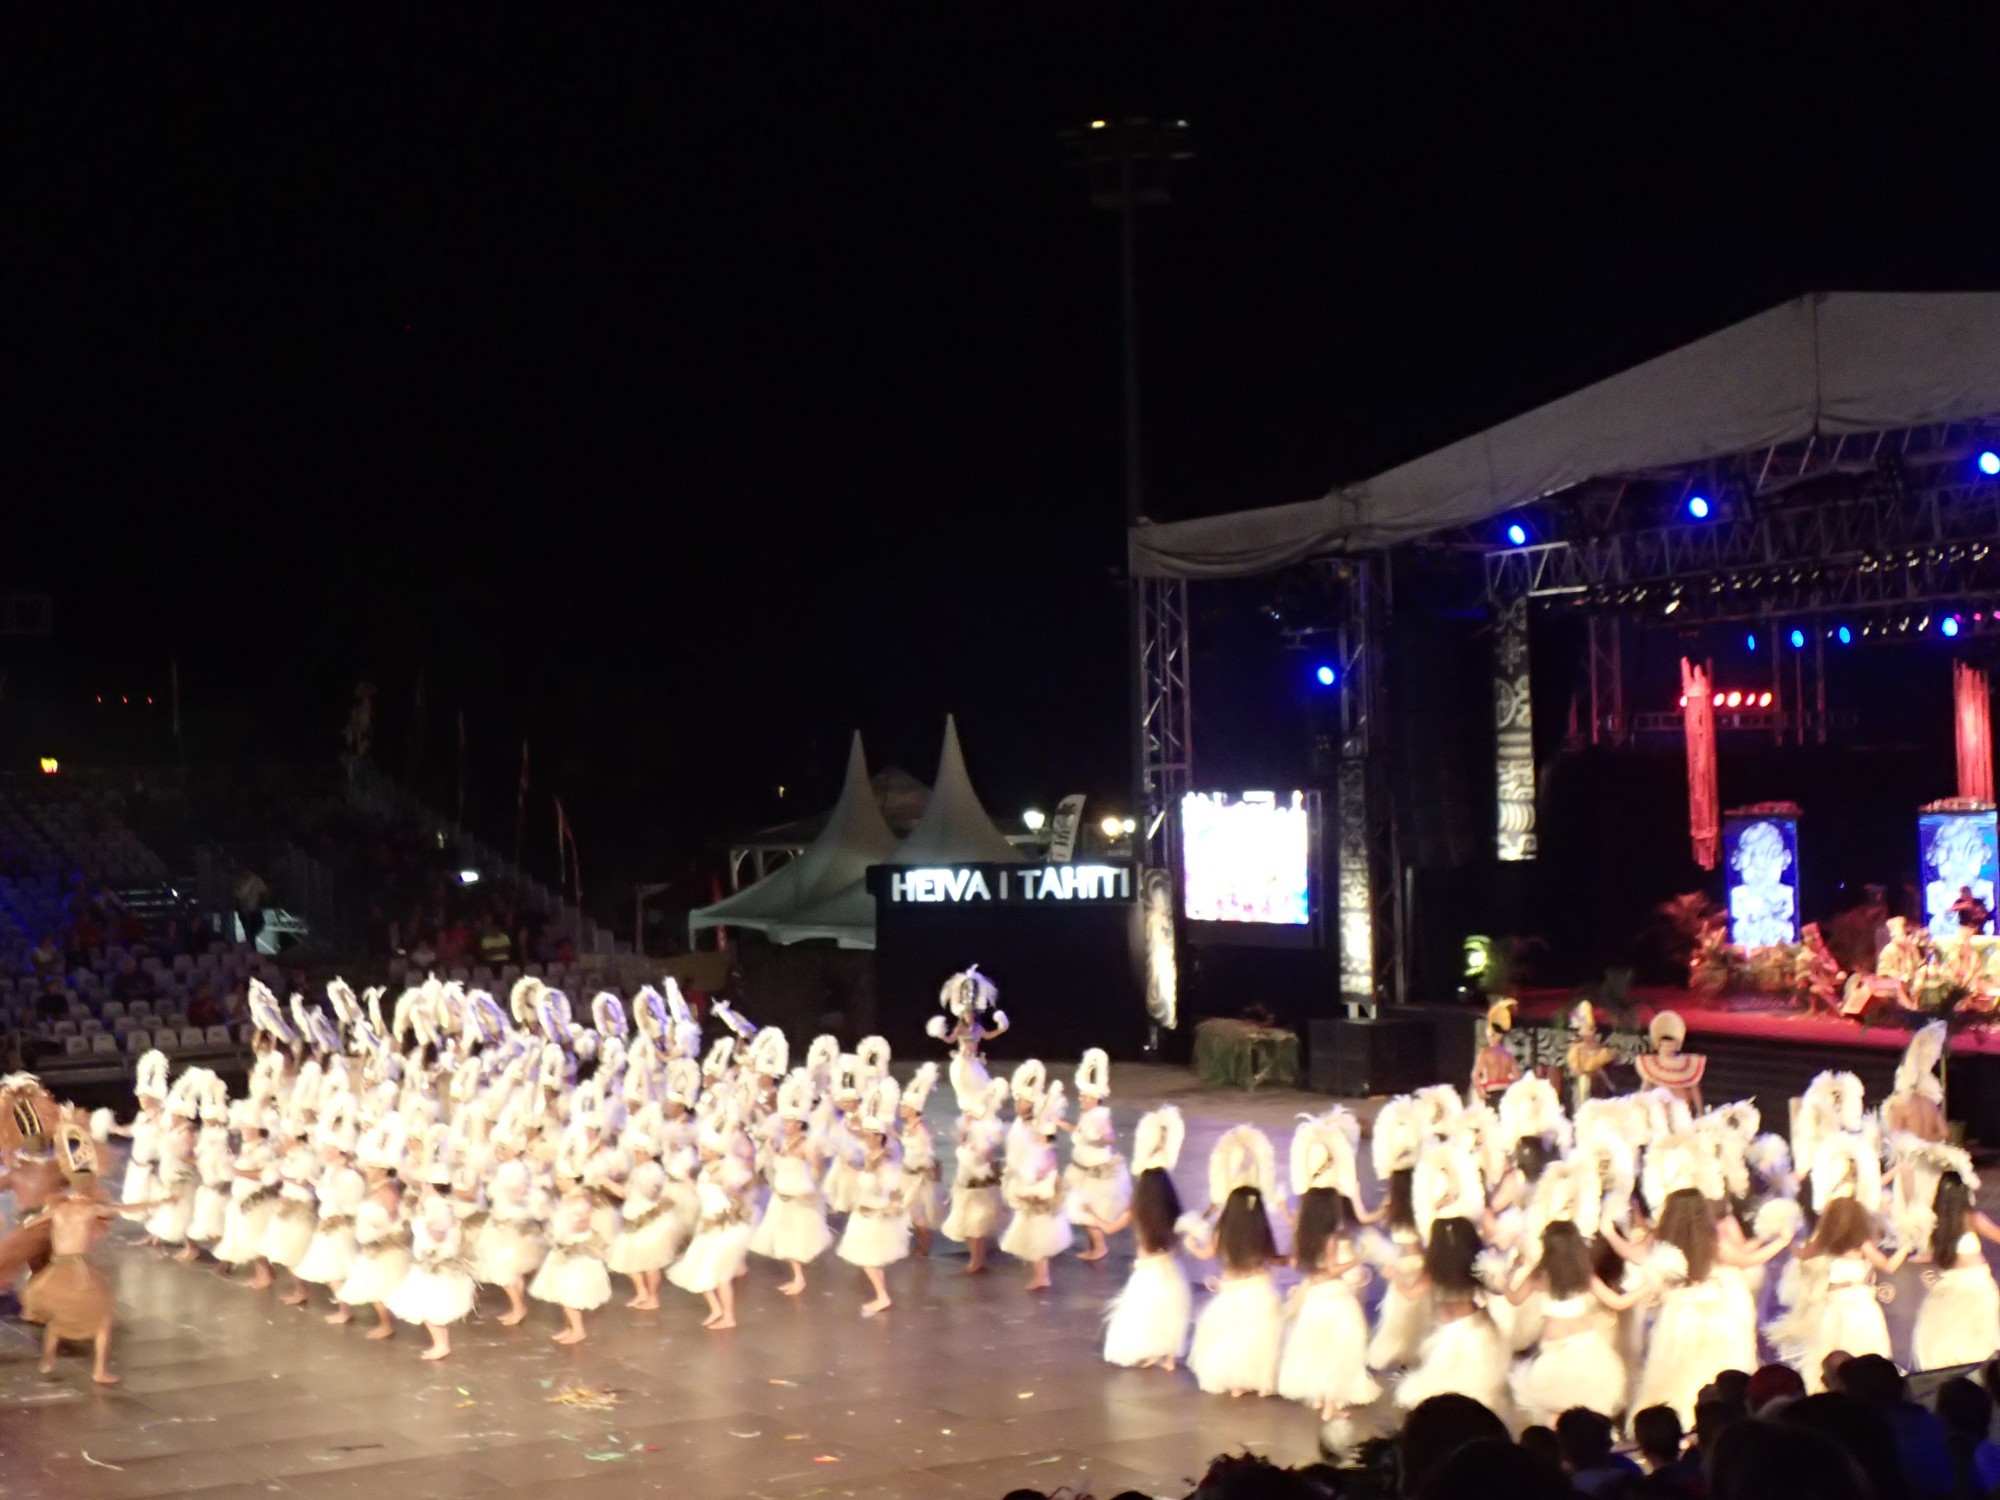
[13,10,2000,910]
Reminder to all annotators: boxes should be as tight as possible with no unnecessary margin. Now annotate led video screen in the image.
[1722,814,1800,947]
[1920,809,1998,938]
[1180,790,1313,927]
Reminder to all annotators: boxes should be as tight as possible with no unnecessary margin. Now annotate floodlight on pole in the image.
[1022,808,1047,832]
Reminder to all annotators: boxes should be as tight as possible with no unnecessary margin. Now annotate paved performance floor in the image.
[7,1065,1994,1499]
[1,1068,1332,1500]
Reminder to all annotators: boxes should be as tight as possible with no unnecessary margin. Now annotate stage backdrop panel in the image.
[1919,808,1998,938]
[1723,811,1800,947]
[869,863,1144,1062]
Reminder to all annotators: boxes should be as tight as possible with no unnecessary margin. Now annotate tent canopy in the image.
[688,731,898,949]
[886,714,1023,867]
[1130,292,2000,579]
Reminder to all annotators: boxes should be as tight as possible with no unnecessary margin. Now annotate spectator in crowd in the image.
[1418,1438,1568,1500]
[1558,1407,1645,1497]
[1515,1425,1561,1471]
[1836,1353,1953,1500]
[475,916,511,968]
[1693,1392,1750,1478]
[1398,1394,1509,1496]
[408,933,438,973]
[35,983,68,1023]
[1708,1418,1873,1500]
[435,916,471,969]
[1782,1390,1918,1500]
[113,955,154,1006]
[187,985,223,1030]
[1635,1403,1704,1488]
[1936,1376,2000,1499]
[30,932,62,980]
[1746,1362,1808,1415]
[116,905,148,947]
[234,865,269,947]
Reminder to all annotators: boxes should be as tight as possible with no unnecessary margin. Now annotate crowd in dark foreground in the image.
[998,1353,2000,1500]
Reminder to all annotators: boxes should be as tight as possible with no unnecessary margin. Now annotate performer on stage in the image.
[941,1077,1007,1274]
[22,1126,148,1385]
[1064,1050,1130,1263]
[1185,1125,1284,1399]
[1633,1010,1705,1112]
[837,1076,909,1317]
[1103,1105,1191,1374]
[1000,1081,1072,1292]
[927,965,1009,1109]
[749,1070,833,1297]
[1469,1000,1522,1107]
[1564,1002,1616,1111]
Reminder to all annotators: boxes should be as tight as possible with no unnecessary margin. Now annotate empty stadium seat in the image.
[102,1000,127,1020]
[125,1029,151,1053]
[63,1035,87,1056]
[90,1034,118,1056]
[180,1027,205,1049]
[51,1020,77,1037]
[153,1032,176,1053]
[204,1025,231,1045]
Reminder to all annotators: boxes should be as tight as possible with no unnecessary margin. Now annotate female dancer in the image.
[606,1124,678,1312]
[1775,1194,1908,1388]
[1103,1106,1192,1373]
[897,1064,942,1257]
[1186,1126,1284,1398]
[475,1120,546,1327]
[1390,1215,1510,1415]
[749,1072,833,1296]
[292,1102,363,1315]
[1277,1186,1380,1421]
[114,1052,170,1232]
[263,1115,322,1307]
[213,1097,278,1289]
[837,1077,910,1316]
[1913,1159,2000,1371]
[1508,1215,1645,1425]
[999,1083,1072,1292]
[1064,1051,1130,1263]
[941,1077,1007,1274]
[187,1079,234,1259]
[333,1117,409,1337]
[388,1150,478,1360]
[666,1119,757,1330]
[530,1155,614,1345]
[925,964,1009,1108]
[1364,1097,1429,1371]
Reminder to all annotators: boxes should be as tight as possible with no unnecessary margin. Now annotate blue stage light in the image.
[1980,450,2000,477]
[1314,664,1337,687]
[1789,628,1805,649]
[1837,625,1852,645]
[1505,523,1528,546]
[1746,633,1757,651]
[1944,616,1962,638]
[1687,495,1711,519]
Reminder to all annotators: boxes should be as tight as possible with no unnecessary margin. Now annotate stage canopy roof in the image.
[1130,292,2000,579]
[885,714,1024,867]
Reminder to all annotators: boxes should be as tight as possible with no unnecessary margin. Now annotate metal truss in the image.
[1138,575,1192,874]
[1585,616,1624,745]
[1485,474,2000,623]
[1327,558,1397,1018]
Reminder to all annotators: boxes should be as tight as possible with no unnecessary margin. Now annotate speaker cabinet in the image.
[1308,1016,1435,1096]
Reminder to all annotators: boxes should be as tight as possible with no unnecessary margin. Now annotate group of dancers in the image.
[13,970,2000,1428]
[1109,1006,2000,1442]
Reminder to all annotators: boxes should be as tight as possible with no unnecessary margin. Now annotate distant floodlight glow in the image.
[1759,692,1773,707]
[1314,664,1337,687]
[1945,616,1962,638]
[1746,633,1757,651]
[1712,693,1724,707]
[1789,628,1806,649]
[1100,815,1123,838]
[1687,495,1711,519]
[1505,523,1528,546]
[1022,808,1047,832]
[458,868,480,884]
[1980,450,2000,476]
[1837,625,1852,645]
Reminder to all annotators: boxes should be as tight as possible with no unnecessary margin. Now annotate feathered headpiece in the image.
[1894,1022,1949,1105]
[1033,1079,1067,1135]
[829,1052,865,1103]
[1793,1070,1867,1173]
[940,965,999,1019]
[1009,1059,1046,1110]
[1208,1124,1279,1208]
[1527,1152,1604,1243]
[591,992,629,1041]
[1498,1075,1571,1152]
[857,1035,891,1079]
[902,1061,939,1115]
[1413,1137,1486,1239]
[665,1057,701,1109]
[247,979,297,1044]
[711,999,758,1041]
[1075,1048,1110,1101]
[702,1035,736,1080]
[860,1075,902,1135]
[663,978,694,1028]
[749,1026,789,1081]
[1413,1084,1463,1136]
[327,978,360,1027]
[509,975,545,1027]
[805,1034,839,1079]
[1132,1105,1186,1175]
[777,1068,816,1123]
[1641,1132,1724,1214]
[1371,1096,1425,1178]
[135,1048,170,1100]
[631,985,669,1044]
[1453,1103,1510,1192]
[1810,1131,1884,1214]
[1887,1133,1978,1249]
[1290,1108,1361,1200]
[1648,1009,1687,1048]
[465,990,508,1048]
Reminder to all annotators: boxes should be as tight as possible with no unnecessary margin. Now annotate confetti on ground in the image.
[768,1377,798,1387]
[785,1434,807,1441]
[1030,1454,1064,1466]
[584,1451,632,1463]
[1017,1392,1035,1400]
[728,1430,762,1439]
[455,1401,477,1409]
[548,1384,621,1410]
[814,1454,840,1463]
[81,1453,124,1471]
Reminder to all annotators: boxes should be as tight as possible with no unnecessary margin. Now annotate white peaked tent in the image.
[885,714,1023,867]
[688,732,899,951]
[1130,292,2000,576]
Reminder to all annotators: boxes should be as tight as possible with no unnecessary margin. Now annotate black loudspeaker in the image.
[1308,1016,1436,1097]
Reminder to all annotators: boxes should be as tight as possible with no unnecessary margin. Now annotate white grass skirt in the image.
[1104,1252,1193,1368]
[475,1220,547,1286]
[530,1246,613,1310]
[750,1198,834,1265]
[608,1207,689,1276]
[295,1223,359,1288]
[389,1262,476,1326]
[1065,1162,1132,1232]
[336,1242,410,1307]
[189,1186,229,1245]
[1367,1281,1430,1370]
[1189,1274,1283,1396]
[1915,1264,2000,1371]
[999,1206,1072,1263]
[667,1223,752,1295]
[215,1193,277,1266]
[260,1198,318,1270]
[837,1212,910,1270]
[942,1185,1002,1243]
[1511,1326,1628,1423]
[1277,1280,1381,1410]
[1395,1311,1508,1413]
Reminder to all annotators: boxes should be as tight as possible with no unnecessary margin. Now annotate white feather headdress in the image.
[1413,1137,1485,1240]
[591,992,629,1041]
[777,1068,816,1123]
[1498,1075,1572,1152]
[1809,1131,1883,1214]
[857,1035,891,1079]
[902,1061,939,1115]
[1413,1084,1463,1136]
[702,1035,736,1080]
[1894,1022,1949,1105]
[940,965,999,1019]
[135,1048,170,1100]
[806,1034,839,1078]
[1132,1105,1185,1175]
[1290,1108,1361,1200]
[1208,1124,1278,1208]
[749,1026,789,1080]
[860,1075,902,1135]
[1075,1048,1110,1100]
[1010,1059,1046,1109]
[665,1057,701,1108]
[1371,1096,1425,1178]
[1641,1132,1724,1214]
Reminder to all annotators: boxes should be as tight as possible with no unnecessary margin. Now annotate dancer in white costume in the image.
[1392,1126,1512,1416]
[475,1120,546,1326]
[530,1164,613,1345]
[1064,1050,1131,1263]
[263,1112,323,1306]
[606,1124,676,1312]
[388,1166,478,1360]
[1103,1106,1193,1373]
[818,1054,865,1217]
[926,964,1009,1109]
[1363,1096,1430,1371]
[838,1075,910,1316]
[115,1052,170,1228]
[750,1071,833,1296]
[999,1080,1072,1292]
[187,1078,234,1255]
[146,1084,200,1254]
[668,1116,758,1330]
[942,1076,1008,1273]
[1771,1130,1905,1390]
[293,1097,363,1313]
[1186,1125,1285,1398]
[1912,1156,2000,1371]
[334,1119,409,1337]
[1277,1111,1380,1420]
[897,1063,942,1255]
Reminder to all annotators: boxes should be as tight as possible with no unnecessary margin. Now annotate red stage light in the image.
[1760,691,1773,706]
[1712,693,1724,706]
[1726,691,1742,707]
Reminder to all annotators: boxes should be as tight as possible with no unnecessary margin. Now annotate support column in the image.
[1138,575,1192,877]
[1495,594,1537,860]
[1335,559,1396,1019]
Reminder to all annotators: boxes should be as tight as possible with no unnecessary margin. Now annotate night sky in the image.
[14,11,2000,914]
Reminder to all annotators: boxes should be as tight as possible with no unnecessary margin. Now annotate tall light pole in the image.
[1059,116,1193,864]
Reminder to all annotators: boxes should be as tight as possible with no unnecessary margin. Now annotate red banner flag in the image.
[1681,657,1720,870]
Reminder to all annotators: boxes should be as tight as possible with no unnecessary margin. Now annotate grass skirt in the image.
[1511,1326,1628,1423]
[1189,1273,1283,1396]
[23,1256,113,1338]
[1395,1311,1508,1413]
[1104,1252,1193,1368]
[1277,1279,1381,1409]
[1915,1263,2000,1371]
[336,1240,410,1307]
